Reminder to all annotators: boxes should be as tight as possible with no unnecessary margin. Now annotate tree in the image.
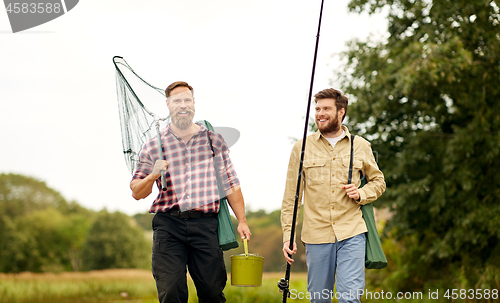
[0,208,92,272]
[338,0,500,290]
[0,173,69,217]
[0,174,93,273]
[82,210,150,270]
[133,212,155,231]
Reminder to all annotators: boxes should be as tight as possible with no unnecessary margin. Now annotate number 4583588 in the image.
[6,3,62,14]
[444,289,498,300]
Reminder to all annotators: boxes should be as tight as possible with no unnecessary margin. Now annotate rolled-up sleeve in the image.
[132,142,155,180]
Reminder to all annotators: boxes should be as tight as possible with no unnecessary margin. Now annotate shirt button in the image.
[332,190,334,193]
[332,222,336,225]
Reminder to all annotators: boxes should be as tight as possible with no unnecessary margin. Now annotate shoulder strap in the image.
[200,119,214,132]
[348,134,354,184]
[202,120,216,158]
[203,120,225,199]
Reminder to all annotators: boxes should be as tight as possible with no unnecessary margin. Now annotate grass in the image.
[0,269,158,303]
[0,270,309,303]
[0,269,469,303]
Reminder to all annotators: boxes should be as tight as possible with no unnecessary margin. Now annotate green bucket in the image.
[230,238,264,287]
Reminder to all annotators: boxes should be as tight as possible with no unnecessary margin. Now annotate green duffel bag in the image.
[201,120,239,251]
[348,134,388,269]
[361,203,388,269]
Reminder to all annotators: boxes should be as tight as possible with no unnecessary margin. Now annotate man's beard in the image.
[171,108,195,130]
[317,112,340,134]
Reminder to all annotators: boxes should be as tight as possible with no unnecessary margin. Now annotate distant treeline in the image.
[3,171,499,296]
[0,173,151,273]
[0,173,305,274]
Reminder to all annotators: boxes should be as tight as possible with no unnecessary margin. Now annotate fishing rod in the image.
[277,0,325,302]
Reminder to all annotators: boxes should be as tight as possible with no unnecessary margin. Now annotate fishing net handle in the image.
[155,120,167,191]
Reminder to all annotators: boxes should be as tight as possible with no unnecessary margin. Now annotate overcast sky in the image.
[0,0,387,215]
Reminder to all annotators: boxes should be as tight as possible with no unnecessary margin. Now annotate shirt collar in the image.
[164,121,208,140]
[165,121,207,133]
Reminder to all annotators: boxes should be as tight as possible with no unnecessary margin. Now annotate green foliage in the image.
[0,172,297,274]
[82,210,150,271]
[224,209,307,273]
[133,212,155,231]
[0,173,69,217]
[0,174,93,273]
[0,173,150,273]
[339,0,500,291]
[0,208,92,273]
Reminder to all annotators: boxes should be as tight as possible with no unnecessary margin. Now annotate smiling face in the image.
[167,86,195,130]
[315,98,344,137]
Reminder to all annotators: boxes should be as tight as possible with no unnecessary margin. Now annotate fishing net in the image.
[113,56,241,208]
[113,56,170,176]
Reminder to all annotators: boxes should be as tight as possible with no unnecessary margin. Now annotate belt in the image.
[167,209,216,219]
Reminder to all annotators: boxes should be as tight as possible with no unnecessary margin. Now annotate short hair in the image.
[165,81,194,98]
[314,88,348,122]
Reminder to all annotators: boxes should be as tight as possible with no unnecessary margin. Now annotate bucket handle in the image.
[244,238,249,258]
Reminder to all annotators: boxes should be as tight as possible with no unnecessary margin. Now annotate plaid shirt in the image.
[132,122,240,213]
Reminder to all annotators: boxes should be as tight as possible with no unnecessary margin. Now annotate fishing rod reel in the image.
[277,278,290,296]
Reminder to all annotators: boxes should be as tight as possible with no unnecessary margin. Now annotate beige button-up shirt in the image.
[281,126,386,244]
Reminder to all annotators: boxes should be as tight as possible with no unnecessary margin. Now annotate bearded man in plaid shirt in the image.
[130,81,251,303]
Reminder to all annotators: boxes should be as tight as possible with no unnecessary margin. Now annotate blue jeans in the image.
[305,233,366,303]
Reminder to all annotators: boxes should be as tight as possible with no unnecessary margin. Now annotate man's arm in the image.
[356,140,386,205]
[213,135,251,240]
[281,141,303,264]
[130,160,168,200]
[226,186,252,241]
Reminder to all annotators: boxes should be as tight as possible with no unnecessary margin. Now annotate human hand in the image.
[237,222,252,241]
[151,160,168,179]
[342,184,360,201]
[283,241,297,265]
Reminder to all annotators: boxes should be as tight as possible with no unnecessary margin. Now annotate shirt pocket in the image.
[303,159,327,185]
[340,156,363,184]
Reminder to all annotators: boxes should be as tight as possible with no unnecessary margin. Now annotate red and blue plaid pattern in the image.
[132,122,240,213]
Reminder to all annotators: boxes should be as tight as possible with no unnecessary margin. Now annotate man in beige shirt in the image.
[281,88,385,303]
